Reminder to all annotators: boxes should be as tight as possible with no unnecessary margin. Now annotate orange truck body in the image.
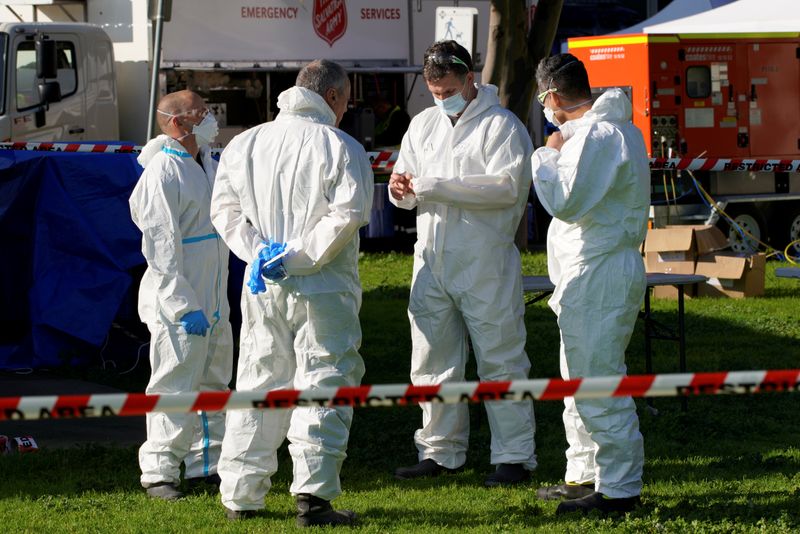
[567,32,800,161]
[566,31,800,250]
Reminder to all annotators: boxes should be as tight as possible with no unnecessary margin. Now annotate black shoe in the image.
[556,491,641,516]
[484,463,531,487]
[224,506,260,520]
[394,459,461,480]
[296,494,356,528]
[185,474,221,492]
[536,482,595,501]
[145,482,184,501]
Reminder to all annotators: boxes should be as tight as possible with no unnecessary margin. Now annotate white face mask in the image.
[434,79,469,117]
[543,98,593,128]
[157,108,219,146]
[543,106,560,127]
[191,113,219,146]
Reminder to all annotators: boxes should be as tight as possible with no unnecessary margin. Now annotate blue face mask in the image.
[434,81,469,116]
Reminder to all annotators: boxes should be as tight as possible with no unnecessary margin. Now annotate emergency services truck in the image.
[568,2,800,253]
[0,22,118,142]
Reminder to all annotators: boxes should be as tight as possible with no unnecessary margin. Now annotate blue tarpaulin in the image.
[0,149,144,369]
[0,148,391,370]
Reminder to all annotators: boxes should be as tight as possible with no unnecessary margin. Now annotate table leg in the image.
[644,287,653,375]
[644,287,656,413]
[678,285,688,412]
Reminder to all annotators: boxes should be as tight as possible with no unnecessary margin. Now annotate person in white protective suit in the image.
[129,90,233,501]
[530,54,650,515]
[210,59,373,527]
[389,40,537,487]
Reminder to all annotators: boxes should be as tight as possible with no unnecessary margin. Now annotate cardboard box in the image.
[695,252,766,298]
[652,283,698,300]
[644,225,727,275]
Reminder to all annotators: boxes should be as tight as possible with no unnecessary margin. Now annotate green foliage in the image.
[1,252,799,532]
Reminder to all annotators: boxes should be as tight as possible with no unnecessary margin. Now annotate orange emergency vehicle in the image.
[568,31,800,252]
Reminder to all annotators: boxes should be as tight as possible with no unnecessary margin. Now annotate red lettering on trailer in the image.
[241,6,299,19]
[360,8,401,20]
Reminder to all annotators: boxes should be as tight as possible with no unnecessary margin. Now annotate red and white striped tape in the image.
[649,157,800,173]
[1,369,797,421]
[3,142,798,174]
[0,142,398,172]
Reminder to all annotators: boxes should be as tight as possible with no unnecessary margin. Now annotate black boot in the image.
[296,493,356,528]
[394,459,461,480]
[144,481,184,501]
[556,491,640,516]
[484,464,531,487]
[536,482,595,500]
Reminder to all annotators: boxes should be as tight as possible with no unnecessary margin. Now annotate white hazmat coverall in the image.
[210,86,373,511]
[130,135,233,487]
[531,88,649,498]
[390,84,537,470]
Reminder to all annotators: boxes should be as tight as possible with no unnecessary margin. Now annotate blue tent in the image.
[0,149,144,369]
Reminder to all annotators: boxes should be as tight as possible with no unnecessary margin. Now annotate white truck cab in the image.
[0,22,118,142]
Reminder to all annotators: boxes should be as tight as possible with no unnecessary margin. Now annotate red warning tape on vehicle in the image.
[3,142,799,174]
[1,369,797,421]
[0,142,399,172]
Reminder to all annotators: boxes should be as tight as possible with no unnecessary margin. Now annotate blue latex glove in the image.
[247,240,289,294]
[261,254,287,281]
[180,310,210,336]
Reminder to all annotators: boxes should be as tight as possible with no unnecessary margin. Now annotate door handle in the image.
[68,127,85,134]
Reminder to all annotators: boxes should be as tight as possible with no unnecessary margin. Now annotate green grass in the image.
[1,251,799,532]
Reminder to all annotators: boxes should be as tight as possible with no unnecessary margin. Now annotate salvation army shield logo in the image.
[313,0,347,47]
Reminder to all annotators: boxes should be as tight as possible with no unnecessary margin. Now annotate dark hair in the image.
[535,54,591,103]
[423,40,472,82]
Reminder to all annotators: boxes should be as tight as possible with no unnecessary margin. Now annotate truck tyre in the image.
[725,210,764,254]
[788,214,800,258]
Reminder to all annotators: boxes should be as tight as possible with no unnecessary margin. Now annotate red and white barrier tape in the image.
[1,369,797,421]
[649,157,800,173]
[2,142,798,173]
[0,142,398,172]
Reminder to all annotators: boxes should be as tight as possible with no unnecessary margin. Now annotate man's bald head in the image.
[156,90,203,134]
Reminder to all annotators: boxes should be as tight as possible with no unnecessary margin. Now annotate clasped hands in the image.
[389,171,415,201]
[247,240,289,295]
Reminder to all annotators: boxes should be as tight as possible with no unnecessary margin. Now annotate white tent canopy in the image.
[614,0,735,34]
[643,0,800,34]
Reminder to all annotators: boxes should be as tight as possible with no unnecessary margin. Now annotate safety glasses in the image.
[157,107,211,119]
[426,53,470,70]
[537,86,557,106]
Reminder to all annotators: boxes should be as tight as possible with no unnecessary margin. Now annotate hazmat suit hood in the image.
[458,84,501,125]
[277,86,337,126]
[558,88,631,141]
[137,134,171,168]
[136,134,212,168]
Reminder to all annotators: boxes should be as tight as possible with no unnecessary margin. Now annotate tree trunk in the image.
[483,0,563,250]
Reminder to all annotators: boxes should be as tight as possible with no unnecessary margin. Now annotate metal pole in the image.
[146,0,166,141]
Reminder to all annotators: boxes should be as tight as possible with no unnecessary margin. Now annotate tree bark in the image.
[482,0,563,250]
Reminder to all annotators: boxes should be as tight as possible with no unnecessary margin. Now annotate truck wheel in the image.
[726,212,763,254]
[788,214,800,258]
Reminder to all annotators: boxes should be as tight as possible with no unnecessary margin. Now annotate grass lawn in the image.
[1,251,799,533]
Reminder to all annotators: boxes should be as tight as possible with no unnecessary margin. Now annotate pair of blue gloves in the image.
[247,240,289,294]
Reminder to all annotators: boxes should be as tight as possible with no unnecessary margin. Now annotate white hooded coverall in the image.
[390,84,536,470]
[531,88,650,498]
[210,86,373,511]
[130,135,233,486]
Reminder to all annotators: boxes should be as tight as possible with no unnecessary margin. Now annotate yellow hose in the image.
[784,239,800,265]
[686,169,780,257]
